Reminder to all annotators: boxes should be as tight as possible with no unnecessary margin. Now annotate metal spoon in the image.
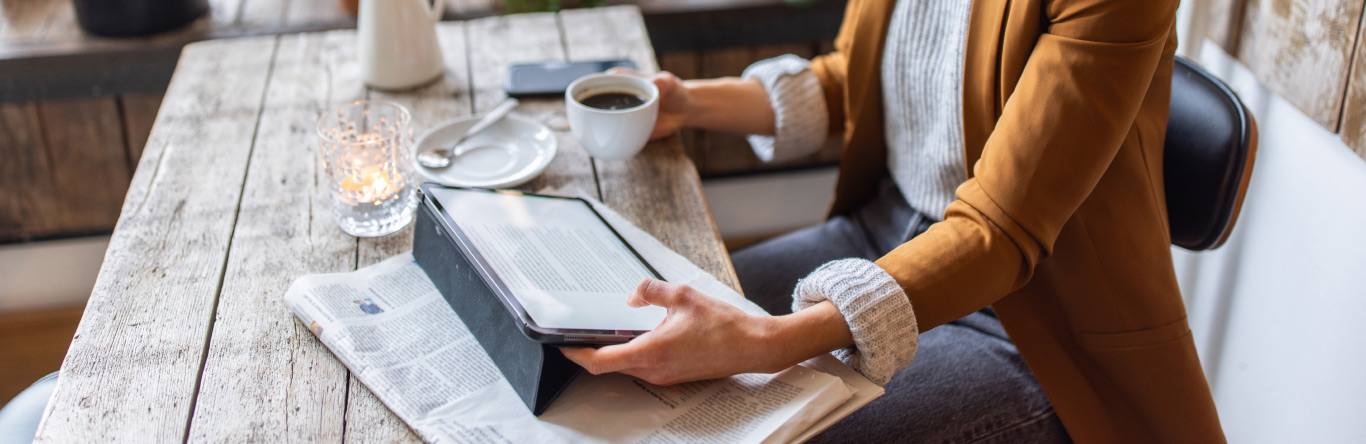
[417,98,520,169]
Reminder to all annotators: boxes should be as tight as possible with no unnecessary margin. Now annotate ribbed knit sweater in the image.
[742,0,972,384]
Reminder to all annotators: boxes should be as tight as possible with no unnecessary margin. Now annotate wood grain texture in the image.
[1340,6,1366,160]
[184,31,360,443]
[32,36,278,443]
[0,102,61,240]
[446,0,499,17]
[561,5,741,292]
[1183,0,1247,60]
[1236,0,1366,129]
[464,11,598,196]
[119,93,165,171]
[239,0,290,27]
[37,97,133,233]
[207,0,247,27]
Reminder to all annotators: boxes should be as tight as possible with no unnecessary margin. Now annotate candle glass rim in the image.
[316,99,412,146]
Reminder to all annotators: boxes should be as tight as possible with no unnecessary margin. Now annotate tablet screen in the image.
[428,188,667,331]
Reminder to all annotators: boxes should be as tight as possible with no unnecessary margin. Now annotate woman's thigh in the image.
[808,311,1071,444]
[730,215,881,316]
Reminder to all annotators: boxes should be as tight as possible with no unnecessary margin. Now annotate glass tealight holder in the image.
[317,100,418,237]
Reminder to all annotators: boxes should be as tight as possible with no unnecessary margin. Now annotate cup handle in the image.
[429,0,445,21]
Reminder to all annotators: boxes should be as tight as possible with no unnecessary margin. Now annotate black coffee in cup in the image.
[580,92,646,110]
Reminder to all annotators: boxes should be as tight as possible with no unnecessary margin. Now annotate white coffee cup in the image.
[566,73,660,161]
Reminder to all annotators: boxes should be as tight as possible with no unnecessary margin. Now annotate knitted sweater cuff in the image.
[741,55,829,163]
[792,259,919,385]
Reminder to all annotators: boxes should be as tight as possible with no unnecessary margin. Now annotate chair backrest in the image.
[1164,56,1258,251]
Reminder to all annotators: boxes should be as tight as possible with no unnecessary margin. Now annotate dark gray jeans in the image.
[731,181,1071,444]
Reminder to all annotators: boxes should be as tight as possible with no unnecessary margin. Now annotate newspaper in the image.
[284,195,883,443]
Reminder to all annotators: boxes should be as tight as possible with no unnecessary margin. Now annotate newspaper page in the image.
[284,195,883,443]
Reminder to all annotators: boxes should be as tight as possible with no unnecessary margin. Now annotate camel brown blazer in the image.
[808,0,1225,441]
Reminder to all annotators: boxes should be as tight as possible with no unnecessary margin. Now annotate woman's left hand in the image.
[561,278,854,386]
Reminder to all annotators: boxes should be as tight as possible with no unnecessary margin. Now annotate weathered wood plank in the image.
[1183,0,1246,60]
[239,0,299,27]
[1236,0,1366,129]
[37,97,133,234]
[184,30,362,443]
[464,11,597,195]
[0,102,62,240]
[119,92,165,171]
[446,0,499,17]
[343,21,477,444]
[561,5,741,291]
[32,36,278,443]
[207,0,247,27]
[1340,6,1366,161]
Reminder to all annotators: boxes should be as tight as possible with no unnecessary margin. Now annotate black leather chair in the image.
[1165,56,1258,251]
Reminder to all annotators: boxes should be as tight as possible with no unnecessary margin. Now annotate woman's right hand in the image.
[608,69,692,140]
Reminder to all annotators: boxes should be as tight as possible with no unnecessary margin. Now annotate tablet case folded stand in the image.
[412,202,583,416]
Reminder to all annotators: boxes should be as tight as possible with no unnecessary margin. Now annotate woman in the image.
[563,0,1225,442]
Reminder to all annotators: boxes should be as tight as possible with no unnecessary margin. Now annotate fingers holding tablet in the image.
[561,279,784,386]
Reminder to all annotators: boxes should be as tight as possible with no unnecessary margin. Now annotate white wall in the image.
[0,236,108,312]
[1172,41,1366,443]
[702,168,837,241]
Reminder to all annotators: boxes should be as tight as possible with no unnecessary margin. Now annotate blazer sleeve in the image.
[875,0,1180,330]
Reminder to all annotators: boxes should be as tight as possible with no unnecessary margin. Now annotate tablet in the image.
[420,184,666,344]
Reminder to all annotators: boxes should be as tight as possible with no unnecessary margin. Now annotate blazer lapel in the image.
[843,0,896,136]
[962,0,1008,175]
[828,0,898,216]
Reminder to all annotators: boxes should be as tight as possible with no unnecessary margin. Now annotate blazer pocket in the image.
[1078,317,1192,350]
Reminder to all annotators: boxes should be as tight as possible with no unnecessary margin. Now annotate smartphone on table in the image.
[505,59,638,98]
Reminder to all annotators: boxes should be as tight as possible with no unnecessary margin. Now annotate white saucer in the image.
[414,114,557,188]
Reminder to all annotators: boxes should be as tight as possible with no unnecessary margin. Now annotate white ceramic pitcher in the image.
[359,0,446,90]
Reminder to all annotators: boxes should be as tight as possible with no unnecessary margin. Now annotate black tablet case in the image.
[412,201,582,416]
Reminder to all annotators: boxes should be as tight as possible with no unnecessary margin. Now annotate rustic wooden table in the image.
[33,6,739,442]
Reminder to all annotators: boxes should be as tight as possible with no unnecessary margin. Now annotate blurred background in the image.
[2,0,1363,441]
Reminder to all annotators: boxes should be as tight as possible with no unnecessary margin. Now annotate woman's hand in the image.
[561,279,855,386]
[606,69,777,141]
[608,69,692,140]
